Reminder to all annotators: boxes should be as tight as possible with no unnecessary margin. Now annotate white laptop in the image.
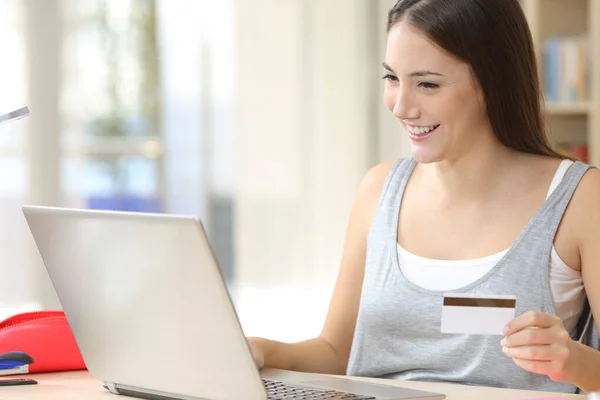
[22,205,445,400]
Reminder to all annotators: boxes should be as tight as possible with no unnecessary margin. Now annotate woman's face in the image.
[383,21,491,164]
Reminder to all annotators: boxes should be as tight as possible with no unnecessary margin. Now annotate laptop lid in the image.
[22,206,267,400]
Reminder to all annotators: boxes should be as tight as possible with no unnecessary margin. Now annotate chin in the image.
[410,146,443,164]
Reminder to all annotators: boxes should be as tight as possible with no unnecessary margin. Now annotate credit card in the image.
[441,293,516,335]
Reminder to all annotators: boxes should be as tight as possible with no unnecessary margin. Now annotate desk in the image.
[0,369,586,400]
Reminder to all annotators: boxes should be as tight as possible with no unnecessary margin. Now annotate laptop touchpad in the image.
[299,379,442,399]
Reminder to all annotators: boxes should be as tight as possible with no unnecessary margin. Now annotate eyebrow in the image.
[382,62,445,77]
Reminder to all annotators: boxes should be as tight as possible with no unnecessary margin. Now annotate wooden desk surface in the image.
[0,369,585,400]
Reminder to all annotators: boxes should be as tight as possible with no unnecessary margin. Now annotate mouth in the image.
[406,124,440,142]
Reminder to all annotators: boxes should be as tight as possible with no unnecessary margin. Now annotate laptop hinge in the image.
[104,382,120,394]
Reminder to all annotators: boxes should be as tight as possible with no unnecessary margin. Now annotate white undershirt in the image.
[397,159,586,334]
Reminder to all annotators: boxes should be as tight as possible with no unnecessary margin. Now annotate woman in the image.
[248,0,600,393]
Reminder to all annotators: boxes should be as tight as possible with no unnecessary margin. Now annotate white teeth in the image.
[409,125,438,135]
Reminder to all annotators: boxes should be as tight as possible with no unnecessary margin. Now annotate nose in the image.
[392,84,419,120]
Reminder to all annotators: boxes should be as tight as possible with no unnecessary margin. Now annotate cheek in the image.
[433,89,482,126]
[421,94,454,122]
[456,90,486,126]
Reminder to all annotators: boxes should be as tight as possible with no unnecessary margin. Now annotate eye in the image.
[382,74,398,82]
[418,81,439,90]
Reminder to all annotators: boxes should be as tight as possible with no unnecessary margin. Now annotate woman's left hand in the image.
[501,311,578,383]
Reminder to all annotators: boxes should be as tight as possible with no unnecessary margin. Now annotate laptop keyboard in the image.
[263,379,376,399]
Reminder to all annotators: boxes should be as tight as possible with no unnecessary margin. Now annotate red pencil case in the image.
[0,310,86,373]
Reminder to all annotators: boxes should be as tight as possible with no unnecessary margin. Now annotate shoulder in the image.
[350,160,400,222]
[569,166,600,319]
[570,166,600,244]
[357,160,399,199]
[573,164,600,198]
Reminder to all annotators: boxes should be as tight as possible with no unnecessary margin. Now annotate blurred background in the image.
[0,0,595,343]
[0,0,409,343]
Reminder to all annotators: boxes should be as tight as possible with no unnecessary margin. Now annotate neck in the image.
[419,136,521,202]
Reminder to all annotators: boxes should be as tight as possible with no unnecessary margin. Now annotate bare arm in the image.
[249,161,396,375]
[503,168,600,389]
[569,168,600,392]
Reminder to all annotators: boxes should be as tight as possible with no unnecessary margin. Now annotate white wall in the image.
[377,0,412,162]
[233,0,409,341]
[235,0,374,290]
[22,0,63,310]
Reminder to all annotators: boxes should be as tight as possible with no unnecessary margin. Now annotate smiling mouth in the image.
[407,124,440,135]
[406,124,440,141]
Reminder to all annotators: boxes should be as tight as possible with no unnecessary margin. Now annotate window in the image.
[61,0,162,213]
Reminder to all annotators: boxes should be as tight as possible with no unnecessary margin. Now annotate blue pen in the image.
[0,352,34,370]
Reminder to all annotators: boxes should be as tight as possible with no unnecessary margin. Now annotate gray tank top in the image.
[347,158,597,393]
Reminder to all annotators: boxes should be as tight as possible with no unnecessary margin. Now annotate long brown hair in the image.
[388,0,562,158]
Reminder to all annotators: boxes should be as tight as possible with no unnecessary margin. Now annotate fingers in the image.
[502,312,574,383]
[502,343,570,362]
[503,311,562,335]
[502,325,570,348]
[249,344,264,368]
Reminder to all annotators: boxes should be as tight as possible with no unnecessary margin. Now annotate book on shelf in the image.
[543,35,589,104]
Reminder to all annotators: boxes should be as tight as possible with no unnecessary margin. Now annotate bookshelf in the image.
[520,0,600,165]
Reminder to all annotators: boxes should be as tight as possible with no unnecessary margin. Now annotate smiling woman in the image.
[245,0,600,394]
[384,0,560,162]
[381,7,559,164]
